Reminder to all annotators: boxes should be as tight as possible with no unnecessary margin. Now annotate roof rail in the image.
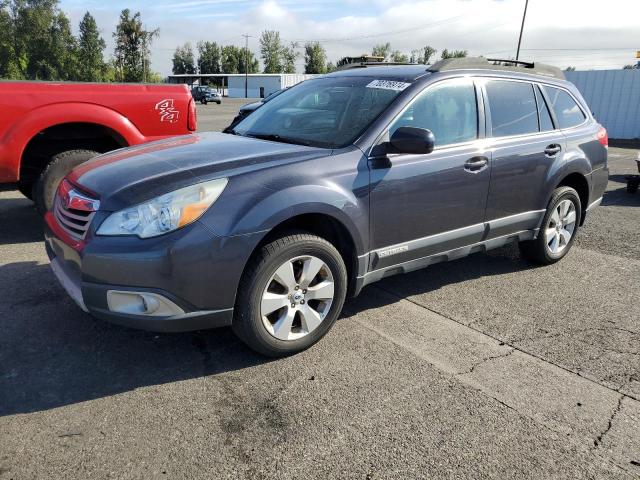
[428,56,565,79]
[336,62,418,71]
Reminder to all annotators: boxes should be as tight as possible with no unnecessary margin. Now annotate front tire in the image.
[519,186,581,265]
[34,149,99,215]
[233,232,348,357]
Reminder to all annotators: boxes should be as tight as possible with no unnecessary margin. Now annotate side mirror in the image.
[389,127,435,155]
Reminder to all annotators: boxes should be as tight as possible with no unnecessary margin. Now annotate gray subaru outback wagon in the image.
[45,57,608,356]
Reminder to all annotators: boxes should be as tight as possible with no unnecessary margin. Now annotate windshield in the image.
[232,77,408,148]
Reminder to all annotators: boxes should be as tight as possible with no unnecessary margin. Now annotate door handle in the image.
[464,156,489,173]
[544,144,562,157]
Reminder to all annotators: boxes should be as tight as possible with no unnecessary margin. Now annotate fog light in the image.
[106,291,185,317]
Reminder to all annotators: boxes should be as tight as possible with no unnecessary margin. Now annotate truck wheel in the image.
[34,149,99,215]
[519,186,581,265]
[201,99,207,105]
[627,177,639,194]
[233,232,348,357]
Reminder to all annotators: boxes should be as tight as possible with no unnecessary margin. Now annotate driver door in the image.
[368,78,491,271]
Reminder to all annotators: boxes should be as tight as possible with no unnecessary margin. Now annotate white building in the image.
[167,73,317,98]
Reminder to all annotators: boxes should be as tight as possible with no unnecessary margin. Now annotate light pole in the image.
[516,0,529,61]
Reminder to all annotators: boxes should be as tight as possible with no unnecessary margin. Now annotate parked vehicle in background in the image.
[626,153,640,193]
[191,86,222,105]
[225,88,288,131]
[0,82,196,213]
[45,58,607,357]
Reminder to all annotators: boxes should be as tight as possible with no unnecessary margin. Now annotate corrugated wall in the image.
[565,69,640,139]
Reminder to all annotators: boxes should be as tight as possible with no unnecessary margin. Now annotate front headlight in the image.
[97,178,228,238]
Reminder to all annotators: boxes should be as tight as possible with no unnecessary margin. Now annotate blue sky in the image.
[58,0,639,76]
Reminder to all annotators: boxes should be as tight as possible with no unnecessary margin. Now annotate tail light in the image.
[596,127,608,148]
[187,98,197,132]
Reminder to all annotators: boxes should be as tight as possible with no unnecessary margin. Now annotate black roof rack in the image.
[336,62,418,71]
[428,56,565,79]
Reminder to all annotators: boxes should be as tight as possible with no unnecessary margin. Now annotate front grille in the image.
[53,180,100,240]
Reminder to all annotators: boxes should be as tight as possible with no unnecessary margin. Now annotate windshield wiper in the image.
[244,133,312,147]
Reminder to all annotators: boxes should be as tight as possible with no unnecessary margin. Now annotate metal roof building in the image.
[167,73,316,99]
[566,69,640,140]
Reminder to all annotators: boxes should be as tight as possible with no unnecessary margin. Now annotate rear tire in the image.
[519,186,581,265]
[34,149,99,215]
[233,232,348,357]
[627,177,639,194]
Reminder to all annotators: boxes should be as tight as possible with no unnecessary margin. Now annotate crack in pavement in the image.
[352,289,637,476]
[374,285,640,403]
[593,395,625,450]
[456,348,515,376]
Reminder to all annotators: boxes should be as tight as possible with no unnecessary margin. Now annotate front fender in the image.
[0,102,147,182]
[200,181,368,256]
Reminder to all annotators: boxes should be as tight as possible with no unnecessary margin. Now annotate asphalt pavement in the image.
[0,101,638,479]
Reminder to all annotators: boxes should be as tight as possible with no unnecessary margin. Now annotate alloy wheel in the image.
[260,255,335,341]
[545,199,577,254]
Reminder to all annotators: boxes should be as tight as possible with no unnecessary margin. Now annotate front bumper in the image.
[44,214,260,332]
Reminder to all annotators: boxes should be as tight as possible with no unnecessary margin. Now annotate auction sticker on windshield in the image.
[366,80,411,91]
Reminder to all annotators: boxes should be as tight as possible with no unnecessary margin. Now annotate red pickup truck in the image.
[0,82,197,212]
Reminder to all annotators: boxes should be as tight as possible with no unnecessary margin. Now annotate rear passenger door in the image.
[482,79,565,238]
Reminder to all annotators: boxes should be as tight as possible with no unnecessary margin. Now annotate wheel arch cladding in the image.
[557,172,590,225]
[254,212,360,293]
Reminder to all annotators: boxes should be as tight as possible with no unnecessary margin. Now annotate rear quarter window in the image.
[485,80,539,137]
[544,86,586,129]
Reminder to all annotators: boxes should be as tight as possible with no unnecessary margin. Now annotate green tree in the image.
[221,45,240,73]
[390,50,408,63]
[0,1,18,78]
[197,40,221,74]
[260,30,283,73]
[372,42,391,61]
[113,9,158,82]
[219,45,259,74]
[172,42,195,74]
[282,41,298,73]
[77,12,106,81]
[325,61,336,73]
[48,10,77,79]
[238,46,259,73]
[411,45,437,64]
[440,49,467,60]
[304,41,326,74]
[2,0,78,80]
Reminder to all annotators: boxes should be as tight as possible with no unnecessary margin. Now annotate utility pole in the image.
[242,34,251,98]
[515,0,529,61]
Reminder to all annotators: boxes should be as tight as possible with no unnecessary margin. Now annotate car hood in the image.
[239,101,262,113]
[68,132,329,211]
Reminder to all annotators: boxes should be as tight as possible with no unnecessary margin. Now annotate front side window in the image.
[543,86,586,129]
[486,80,539,137]
[389,79,478,147]
[233,77,407,149]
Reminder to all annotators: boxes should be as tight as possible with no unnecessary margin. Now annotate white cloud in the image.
[62,0,640,75]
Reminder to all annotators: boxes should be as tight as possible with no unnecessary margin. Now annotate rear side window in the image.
[535,85,554,131]
[544,86,586,129]
[389,79,478,147]
[485,80,538,137]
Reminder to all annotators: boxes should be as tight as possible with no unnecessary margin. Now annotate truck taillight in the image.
[187,99,197,132]
[596,127,608,148]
